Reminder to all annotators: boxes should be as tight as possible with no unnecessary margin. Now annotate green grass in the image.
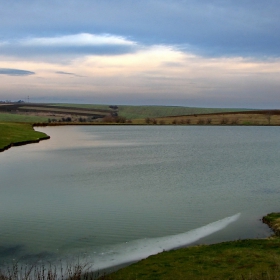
[0,122,49,151]
[263,213,280,236]
[51,103,250,119]
[105,239,280,280]
[118,106,249,120]
[51,103,111,110]
[104,213,280,280]
[0,113,49,123]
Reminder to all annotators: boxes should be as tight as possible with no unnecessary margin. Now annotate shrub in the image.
[197,119,205,125]
[115,116,127,123]
[78,117,86,122]
[220,117,229,124]
[103,115,114,123]
[151,118,157,125]
[145,118,151,124]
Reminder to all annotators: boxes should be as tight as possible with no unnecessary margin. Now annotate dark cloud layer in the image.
[0,0,280,57]
[0,68,35,76]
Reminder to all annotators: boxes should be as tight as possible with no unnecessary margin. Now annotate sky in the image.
[0,0,280,108]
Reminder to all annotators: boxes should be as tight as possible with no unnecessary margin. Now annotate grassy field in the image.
[149,112,280,126]
[104,239,280,280]
[0,112,48,123]
[103,213,280,280]
[0,122,49,151]
[52,103,248,119]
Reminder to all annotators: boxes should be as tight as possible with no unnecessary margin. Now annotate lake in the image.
[0,125,279,270]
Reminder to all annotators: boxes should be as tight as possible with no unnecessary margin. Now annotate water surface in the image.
[0,126,279,269]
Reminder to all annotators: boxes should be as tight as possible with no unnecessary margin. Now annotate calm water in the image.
[0,126,280,269]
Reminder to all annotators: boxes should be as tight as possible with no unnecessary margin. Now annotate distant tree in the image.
[151,118,157,125]
[115,116,126,123]
[266,112,272,125]
[102,115,114,123]
[231,118,239,125]
[220,117,229,124]
[78,117,86,122]
[145,117,151,124]
[197,119,205,125]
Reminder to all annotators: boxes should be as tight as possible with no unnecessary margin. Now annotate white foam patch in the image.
[90,213,241,271]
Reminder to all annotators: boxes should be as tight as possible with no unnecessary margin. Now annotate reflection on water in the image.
[0,126,279,268]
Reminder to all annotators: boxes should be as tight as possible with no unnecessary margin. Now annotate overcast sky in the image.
[1,0,280,108]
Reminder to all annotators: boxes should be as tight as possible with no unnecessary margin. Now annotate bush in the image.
[220,117,229,124]
[78,117,86,122]
[197,119,205,125]
[103,115,114,123]
[115,116,127,123]
[145,118,151,124]
[151,118,157,125]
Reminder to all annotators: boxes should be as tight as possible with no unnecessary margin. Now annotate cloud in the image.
[56,71,76,76]
[0,68,35,76]
[55,71,84,77]
[0,1,280,58]
[23,33,135,47]
[0,33,139,58]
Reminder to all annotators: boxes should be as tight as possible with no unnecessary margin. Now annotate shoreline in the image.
[104,213,280,279]
[0,123,51,152]
[0,135,50,153]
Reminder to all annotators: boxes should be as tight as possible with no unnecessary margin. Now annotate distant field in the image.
[52,103,111,110]
[18,106,108,115]
[0,103,278,125]
[152,111,280,125]
[0,113,48,123]
[52,103,249,119]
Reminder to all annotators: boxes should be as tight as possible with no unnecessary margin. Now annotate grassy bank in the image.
[103,213,280,280]
[0,122,49,152]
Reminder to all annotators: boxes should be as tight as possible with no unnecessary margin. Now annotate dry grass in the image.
[0,262,98,280]
[131,113,280,125]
